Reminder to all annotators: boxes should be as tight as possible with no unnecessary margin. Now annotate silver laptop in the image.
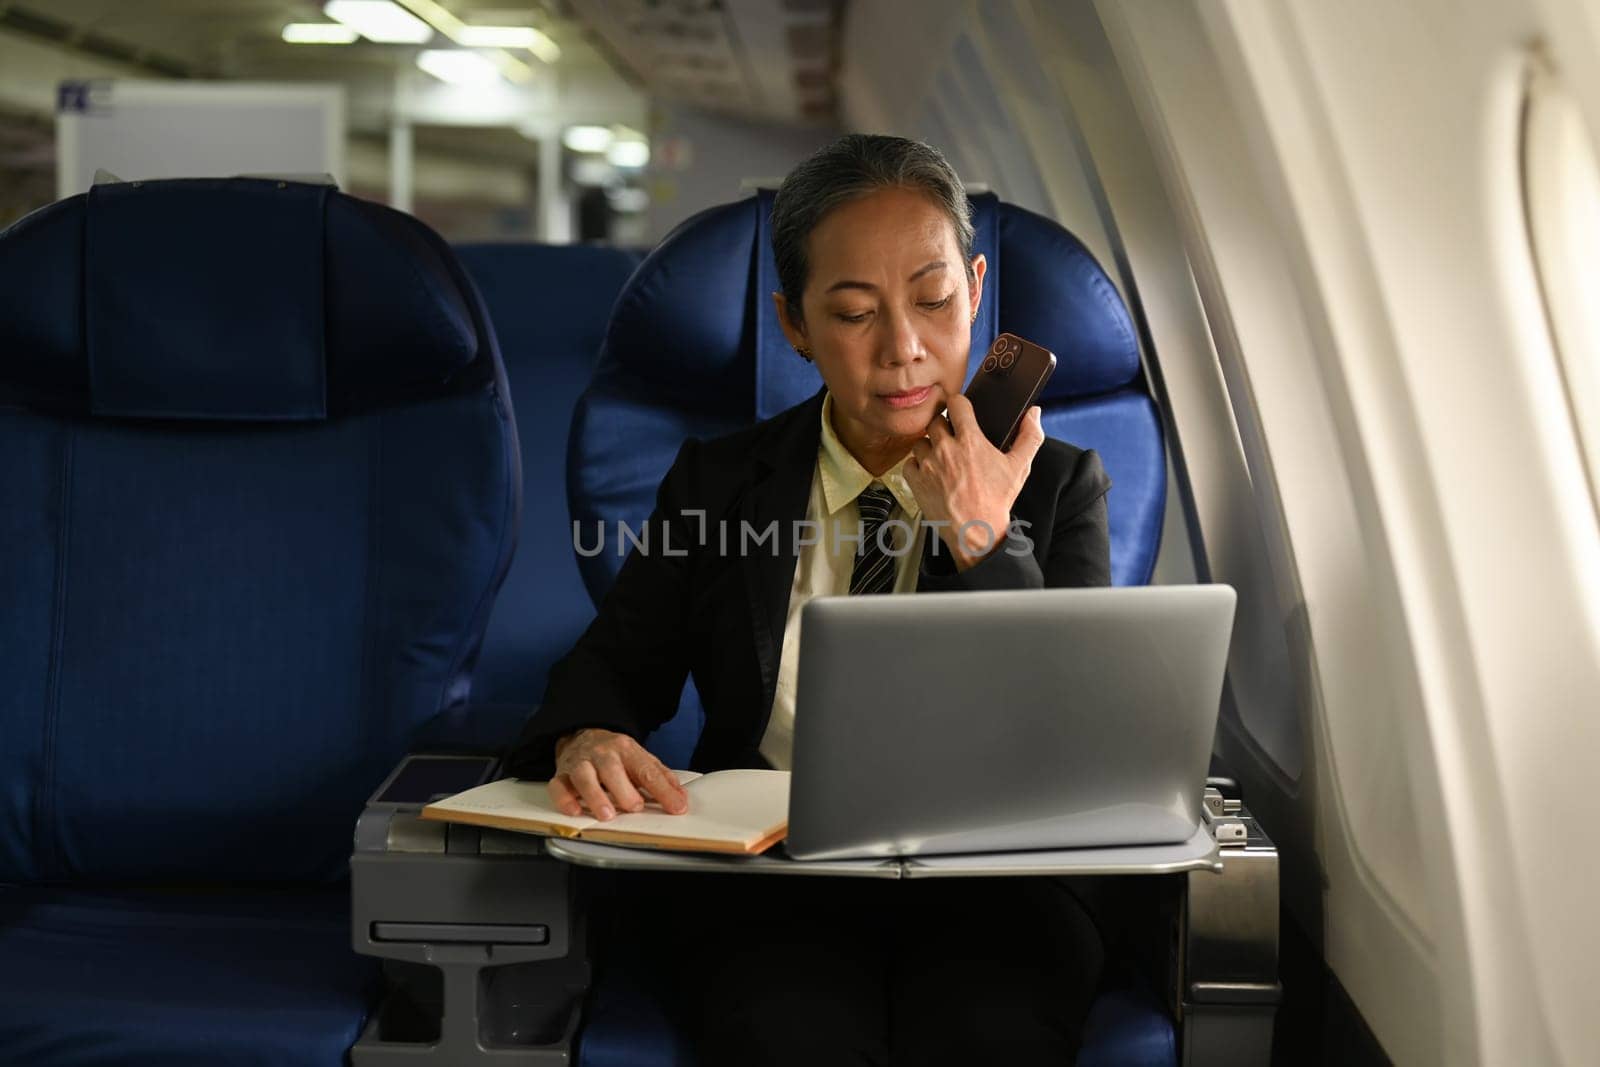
[784,585,1236,861]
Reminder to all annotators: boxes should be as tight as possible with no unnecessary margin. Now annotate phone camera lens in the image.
[982,355,998,373]
[998,350,1016,370]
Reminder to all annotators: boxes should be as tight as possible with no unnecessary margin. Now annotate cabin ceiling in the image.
[0,2,613,84]
[0,1,601,174]
[0,0,840,123]
[567,0,840,123]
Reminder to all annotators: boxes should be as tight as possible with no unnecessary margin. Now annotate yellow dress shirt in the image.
[758,393,926,770]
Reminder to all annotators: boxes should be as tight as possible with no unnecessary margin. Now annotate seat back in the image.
[568,189,1162,763]
[0,179,520,884]
[456,244,640,707]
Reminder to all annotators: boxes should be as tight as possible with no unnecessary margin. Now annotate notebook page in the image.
[421,778,589,834]
[589,769,789,845]
[422,771,705,835]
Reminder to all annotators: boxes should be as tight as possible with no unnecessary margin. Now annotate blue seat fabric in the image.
[565,190,1174,1064]
[456,243,642,708]
[1077,987,1179,1067]
[0,179,519,1065]
[0,887,377,1067]
[577,965,1173,1067]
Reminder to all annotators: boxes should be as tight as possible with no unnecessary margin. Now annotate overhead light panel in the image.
[282,23,360,44]
[563,126,614,153]
[607,140,650,168]
[416,49,502,87]
[391,0,558,65]
[458,26,560,62]
[456,25,533,47]
[522,28,560,64]
[323,0,432,44]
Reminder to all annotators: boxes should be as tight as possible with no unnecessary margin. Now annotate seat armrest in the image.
[1179,791,1280,1067]
[350,753,588,1063]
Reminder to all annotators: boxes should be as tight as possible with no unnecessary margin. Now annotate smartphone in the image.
[963,332,1057,450]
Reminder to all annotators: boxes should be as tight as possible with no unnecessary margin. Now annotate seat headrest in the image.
[0,178,480,420]
[596,189,1140,418]
[995,202,1140,402]
[601,196,762,417]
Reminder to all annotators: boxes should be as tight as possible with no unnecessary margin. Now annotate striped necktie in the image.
[849,484,901,596]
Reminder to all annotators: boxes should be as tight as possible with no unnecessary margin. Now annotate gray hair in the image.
[770,134,974,325]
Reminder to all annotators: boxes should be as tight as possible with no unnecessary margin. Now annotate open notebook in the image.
[420,769,790,855]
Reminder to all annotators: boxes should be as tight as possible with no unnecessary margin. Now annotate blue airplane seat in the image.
[576,964,1175,1067]
[563,190,1172,1065]
[456,243,640,712]
[0,178,520,1065]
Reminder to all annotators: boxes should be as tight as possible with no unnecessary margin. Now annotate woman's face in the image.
[775,186,986,462]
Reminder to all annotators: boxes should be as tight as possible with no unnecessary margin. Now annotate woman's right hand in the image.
[549,727,690,820]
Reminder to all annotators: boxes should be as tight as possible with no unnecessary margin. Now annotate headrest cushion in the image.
[597,198,759,417]
[86,179,329,418]
[996,203,1141,400]
[0,178,479,419]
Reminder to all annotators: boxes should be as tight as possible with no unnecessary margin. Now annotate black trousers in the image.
[591,870,1105,1067]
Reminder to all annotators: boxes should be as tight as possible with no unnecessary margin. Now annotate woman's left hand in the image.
[905,394,1045,570]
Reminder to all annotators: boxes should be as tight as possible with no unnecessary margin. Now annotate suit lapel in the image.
[740,390,825,716]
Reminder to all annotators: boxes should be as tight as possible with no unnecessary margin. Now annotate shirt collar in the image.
[817,392,922,519]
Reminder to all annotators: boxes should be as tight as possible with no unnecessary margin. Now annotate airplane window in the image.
[1523,65,1600,508]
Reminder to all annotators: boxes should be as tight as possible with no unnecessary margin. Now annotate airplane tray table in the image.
[899,822,1222,877]
[543,822,1222,878]
[542,838,903,877]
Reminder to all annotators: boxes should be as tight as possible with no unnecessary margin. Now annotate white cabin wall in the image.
[1044,0,1600,1063]
[1187,4,1600,1064]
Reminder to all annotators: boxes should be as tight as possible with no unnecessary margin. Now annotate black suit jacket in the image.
[504,390,1112,778]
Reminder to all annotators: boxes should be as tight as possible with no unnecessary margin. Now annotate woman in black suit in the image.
[507,134,1111,1067]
